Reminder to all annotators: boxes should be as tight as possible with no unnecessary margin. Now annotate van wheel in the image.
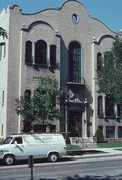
[48,153,59,162]
[3,155,15,165]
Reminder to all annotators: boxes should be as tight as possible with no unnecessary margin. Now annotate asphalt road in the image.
[1,156,122,180]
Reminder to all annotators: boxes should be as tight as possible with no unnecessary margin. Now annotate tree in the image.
[15,92,34,132]
[0,27,8,39]
[15,76,67,132]
[96,36,122,104]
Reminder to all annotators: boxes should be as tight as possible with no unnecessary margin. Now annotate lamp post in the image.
[64,99,68,133]
[84,98,88,138]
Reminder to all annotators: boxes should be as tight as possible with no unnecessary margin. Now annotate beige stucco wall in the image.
[0,0,121,138]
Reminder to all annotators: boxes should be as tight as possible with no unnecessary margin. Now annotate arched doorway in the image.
[69,111,82,137]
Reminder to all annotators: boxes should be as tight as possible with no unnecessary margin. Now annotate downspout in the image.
[18,28,23,133]
[91,38,97,136]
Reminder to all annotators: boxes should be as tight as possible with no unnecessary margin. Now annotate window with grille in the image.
[69,42,81,83]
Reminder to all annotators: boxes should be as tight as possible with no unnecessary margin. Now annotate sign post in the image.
[28,155,34,180]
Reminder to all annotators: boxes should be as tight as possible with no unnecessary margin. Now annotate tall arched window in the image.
[50,45,56,66]
[97,52,102,70]
[98,96,103,117]
[69,42,81,83]
[105,96,115,117]
[35,40,47,65]
[25,41,32,64]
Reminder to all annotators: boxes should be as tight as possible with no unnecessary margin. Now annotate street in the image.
[1,156,122,180]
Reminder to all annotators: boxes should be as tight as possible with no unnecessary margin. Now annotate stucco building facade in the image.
[0,0,122,139]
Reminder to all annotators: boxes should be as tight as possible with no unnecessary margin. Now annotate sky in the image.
[0,0,122,33]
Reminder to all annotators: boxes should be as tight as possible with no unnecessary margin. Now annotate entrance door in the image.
[69,111,82,137]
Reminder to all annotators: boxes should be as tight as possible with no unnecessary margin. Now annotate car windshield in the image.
[2,137,13,144]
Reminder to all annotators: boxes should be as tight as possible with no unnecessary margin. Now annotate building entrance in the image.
[69,111,82,137]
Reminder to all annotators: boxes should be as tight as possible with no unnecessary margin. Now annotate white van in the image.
[0,133,67,165]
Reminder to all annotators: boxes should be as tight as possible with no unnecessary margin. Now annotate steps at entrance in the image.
[83,142,98,149]
[69,137,98,149]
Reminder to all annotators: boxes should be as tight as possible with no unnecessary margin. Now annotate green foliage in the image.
[15,76,68,132]
[0,138,4,144]
[31,76,67,122]
[94,129,104,143]
[0,27,8,39]
[96,36,122,104]
[16,95,33,121]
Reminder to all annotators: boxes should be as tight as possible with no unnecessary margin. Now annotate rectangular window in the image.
[2,91,4,106]
[0,43,6,60]
[118,127,122,138]
[117,104,122,118]
[50,125,56,132]
[106,126,115,138]
[33,124,46,133]
[1,124,3,136]
[98,126,103,132]
[3,45,6,57]
[0,46,2,60]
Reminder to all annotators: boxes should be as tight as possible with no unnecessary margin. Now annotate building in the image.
[0,0,122,139]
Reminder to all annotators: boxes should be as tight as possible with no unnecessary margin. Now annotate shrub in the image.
[94,129,104,143]
[0,138,4,144]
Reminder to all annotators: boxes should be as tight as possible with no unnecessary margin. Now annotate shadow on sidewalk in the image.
[38,174,122,180]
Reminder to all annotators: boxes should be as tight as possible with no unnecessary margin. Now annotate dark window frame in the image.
[25,41,32,64]
[106,126,115,138]
[98,96,103,117]
[35,40,47,66]
[69,42,81,83]
[50,45,56,67]
[97,52,102,71]
[105,96,115,118]
[24,89,31,102]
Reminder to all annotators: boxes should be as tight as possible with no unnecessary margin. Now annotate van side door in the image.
[11,136,25,159]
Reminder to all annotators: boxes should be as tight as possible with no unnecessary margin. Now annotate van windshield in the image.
[2,137,13,144]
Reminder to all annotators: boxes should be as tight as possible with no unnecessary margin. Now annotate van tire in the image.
[48,153,59,162]
[3,155,15,165]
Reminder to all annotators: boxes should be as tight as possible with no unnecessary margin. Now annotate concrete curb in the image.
[63,153,122,161]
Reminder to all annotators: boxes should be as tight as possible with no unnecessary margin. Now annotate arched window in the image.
[98,96,103,117]
[24,89,31,101]
[69,42,81,83]
[25,41,32,64]
[105,96,115,117]
[50,45,56,66]
[97,52,102,70]
[35,40,47,65]
[0,42,6,60]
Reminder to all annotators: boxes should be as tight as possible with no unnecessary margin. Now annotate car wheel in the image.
[48,153,58,162]
[4,155,15,165]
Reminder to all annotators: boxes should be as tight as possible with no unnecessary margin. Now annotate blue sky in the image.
[0,0,122,33]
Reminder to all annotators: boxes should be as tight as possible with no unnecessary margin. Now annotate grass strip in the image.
[98,141,122,148]
[67,150,108,156]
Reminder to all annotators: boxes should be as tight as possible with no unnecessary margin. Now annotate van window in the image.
[24,136,36,144]
[12,137,23,144]
[3,137,13,144]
